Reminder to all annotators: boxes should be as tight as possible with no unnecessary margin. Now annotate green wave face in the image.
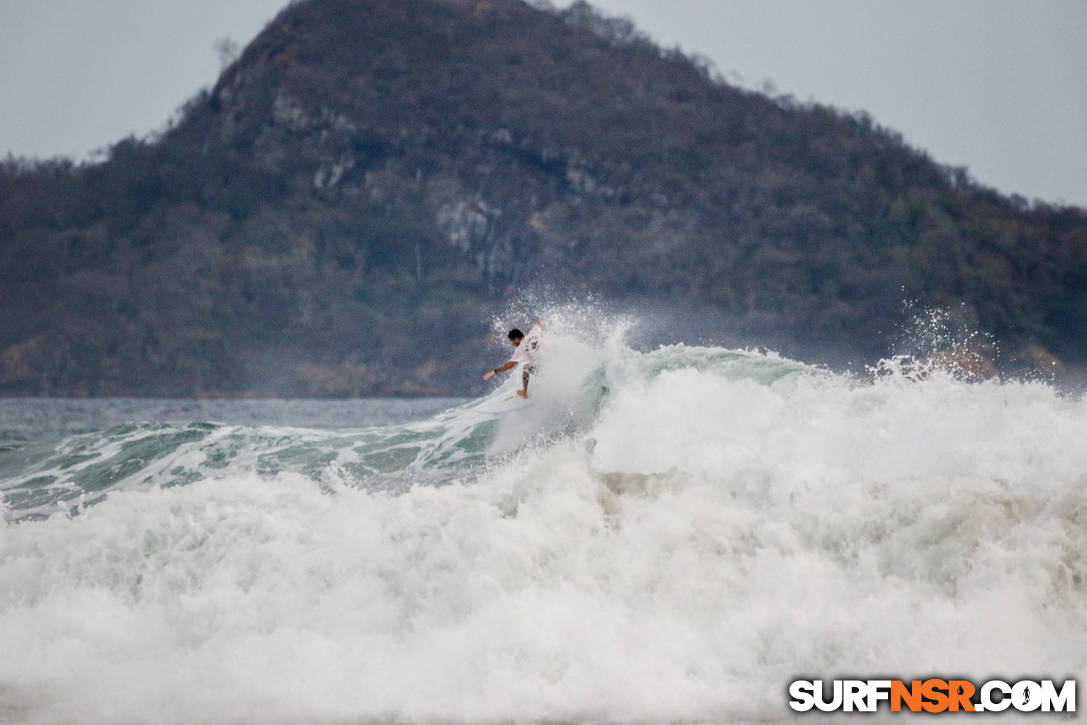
[0,412,488,520]
[0,345,811,521]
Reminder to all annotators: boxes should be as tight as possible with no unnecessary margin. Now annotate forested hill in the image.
[2,0,1085,396]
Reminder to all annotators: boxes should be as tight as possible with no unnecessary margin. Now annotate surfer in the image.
[483,320,542,398]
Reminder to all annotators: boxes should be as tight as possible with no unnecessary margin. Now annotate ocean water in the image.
[1,317,1085,724]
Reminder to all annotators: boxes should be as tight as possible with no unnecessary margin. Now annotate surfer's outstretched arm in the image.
[483,360,517,380]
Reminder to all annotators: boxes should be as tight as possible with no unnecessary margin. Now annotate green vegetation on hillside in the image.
[2,0,1085,396]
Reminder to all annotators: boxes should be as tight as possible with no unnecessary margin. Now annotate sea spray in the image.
[2,329,1086,723]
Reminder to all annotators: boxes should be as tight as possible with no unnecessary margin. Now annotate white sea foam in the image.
[1,332,1085,723]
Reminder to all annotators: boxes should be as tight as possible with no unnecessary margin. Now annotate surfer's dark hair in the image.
[508,328,524,341]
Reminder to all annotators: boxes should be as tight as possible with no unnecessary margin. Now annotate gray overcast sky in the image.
[1,0,1085,208]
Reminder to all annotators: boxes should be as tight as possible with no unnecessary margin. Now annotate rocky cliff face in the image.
[2,0,1085,396]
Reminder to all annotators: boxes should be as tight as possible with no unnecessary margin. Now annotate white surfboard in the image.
[472,394,535,415]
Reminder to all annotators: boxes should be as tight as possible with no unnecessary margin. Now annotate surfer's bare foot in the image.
[517,390,528,399]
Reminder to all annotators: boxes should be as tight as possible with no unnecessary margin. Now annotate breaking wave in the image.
[2,313,1085,723]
